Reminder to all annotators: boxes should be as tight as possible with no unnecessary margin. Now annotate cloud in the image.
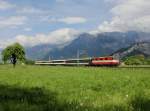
[0,37,21,49]
[0,16,27,28]
[49,17,87,24]
[96,0,150,33]
[0,1,15,10]
[14,28,79,47]
[24,28,32,31]
[16,7,52,15]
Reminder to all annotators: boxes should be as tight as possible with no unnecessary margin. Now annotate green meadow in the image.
[0,65,149,111]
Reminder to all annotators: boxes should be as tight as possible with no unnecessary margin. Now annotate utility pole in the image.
[77,50,80,66]
[49,55,51,61]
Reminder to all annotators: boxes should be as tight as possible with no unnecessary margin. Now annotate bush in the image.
[124,55,150,65]
[25,59,35,65]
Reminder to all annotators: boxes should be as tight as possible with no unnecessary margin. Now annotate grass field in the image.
[0,65,150,111]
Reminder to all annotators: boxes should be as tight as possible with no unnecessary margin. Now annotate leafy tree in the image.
[2,43,25,63]
[124,55,145,65]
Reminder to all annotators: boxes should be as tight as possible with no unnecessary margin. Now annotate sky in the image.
[0,0,149,48]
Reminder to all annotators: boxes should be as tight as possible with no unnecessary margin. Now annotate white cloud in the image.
[0,1,15,10]
[14,28,79,47]
[0,16,27,28]
[16,7,52,15]
[24,28,32,31]
[59,17,87,24]
[96,0,150,33]
[0,39,16,49]
[49,17,87,24]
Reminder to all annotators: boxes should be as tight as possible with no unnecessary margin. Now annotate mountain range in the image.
[26,44,57,60]
[26,31,150,60]
[113,42,150,59]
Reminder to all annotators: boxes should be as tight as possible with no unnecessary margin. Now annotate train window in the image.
[107,57,113,60]
[93,57,114,61]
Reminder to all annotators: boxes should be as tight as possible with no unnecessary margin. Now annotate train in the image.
[35,56,120,66]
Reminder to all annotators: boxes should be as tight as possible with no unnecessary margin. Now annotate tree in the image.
[124,55,145,65]
[2,43,25,64]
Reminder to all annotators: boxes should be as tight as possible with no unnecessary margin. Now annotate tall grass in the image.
[0,65,149,111]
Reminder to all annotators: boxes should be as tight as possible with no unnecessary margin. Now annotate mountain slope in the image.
[113,42,150,59]
[43,31,150,60]
[25,44,57,60]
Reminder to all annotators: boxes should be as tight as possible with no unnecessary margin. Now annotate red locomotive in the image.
[90,56,120,66]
